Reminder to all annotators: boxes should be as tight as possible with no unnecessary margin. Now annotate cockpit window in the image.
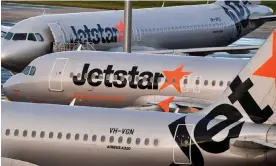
[22,66,31,75]
[13,33,27,40]
[2,32,7,38]
[35,33,44,42]
[27,33,37,41]
[4,32,14,40]
[29,66,36,76]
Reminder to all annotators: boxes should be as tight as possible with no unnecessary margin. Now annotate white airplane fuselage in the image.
[1,2,273,72]
[3,51,249,111]
[2,101,276,166]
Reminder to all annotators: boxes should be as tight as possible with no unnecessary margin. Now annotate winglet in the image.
[157,97,174,112]
[77,44,82,51]
[189,107,199,113]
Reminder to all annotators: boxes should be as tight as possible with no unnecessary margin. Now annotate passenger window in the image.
[183,77,188,85]
[29,66,36,76]
[154,139,159,146]
[66,133,71,140]
[118,136,123,143]
[23,130,28,137]
[83,134,88,141]
[31,131,36,137]
[49,132,54,139]
[195,77,200,85]
[14,129,19,136]
[27,33,37,41]
[109,136,114,143]
[101,135,105,142]
[157,77,162,83]
[40,131,45,138]
[4,32,14,40]
[69,72,73,78]
[144,138,149,146]
[13,33,27,40]
[92,135,97,141]
[5,129,10,136]
[227,81,231,86]
[127,137,132,144]
[84,73,88,79]
[219,81,224,87]
[136,138,140,145]
[212,80,216,86]
[75,134,80,140]
[35,33,44,41]
[22,66,31,75]
[57,132,62,139]
[204,80,208,86]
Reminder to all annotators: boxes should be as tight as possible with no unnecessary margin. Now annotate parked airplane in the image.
[2,0,275,72]
[2,50,250,113]
[2,30,276,166]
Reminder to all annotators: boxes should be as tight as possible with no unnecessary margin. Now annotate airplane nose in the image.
[1,45,12,69]
[1,50,8,64]
[2,79,11,99]
[2,75,18,100]
[1,47,22,73]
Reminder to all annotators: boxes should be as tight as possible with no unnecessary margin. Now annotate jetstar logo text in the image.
[71,20,124,44]
[72,64,164,90]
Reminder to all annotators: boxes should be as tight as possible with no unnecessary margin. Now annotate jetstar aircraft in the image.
[2,30,276,166]
[3,49,250,113]
[2,0,276,72]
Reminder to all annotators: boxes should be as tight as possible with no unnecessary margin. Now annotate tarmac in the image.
[1,2,105,23]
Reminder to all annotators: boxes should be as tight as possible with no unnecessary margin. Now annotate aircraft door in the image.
[49,58,69,92]
[173,124,194,165]
[48,23,66,43]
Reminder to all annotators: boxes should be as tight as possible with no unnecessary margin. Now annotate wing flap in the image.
[135,46,260,56]
[249,15,276,22]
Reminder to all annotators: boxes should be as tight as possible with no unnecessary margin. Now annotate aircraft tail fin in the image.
[201,30,276,124]
[215,0,261,5]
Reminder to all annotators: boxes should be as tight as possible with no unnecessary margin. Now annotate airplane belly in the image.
[2,138,175,166]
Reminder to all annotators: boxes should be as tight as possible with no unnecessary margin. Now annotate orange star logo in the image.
[253,31,276,87]
[159,64,192,93]
[157,97,174,113]
[115,20,124,42]
[189,107,199,113]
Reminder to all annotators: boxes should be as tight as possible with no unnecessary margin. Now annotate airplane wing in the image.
[249,15,276,22]
[134,45,260,56]
[230,138,276,158]
[130,96,212,113]
[1,25,11,38]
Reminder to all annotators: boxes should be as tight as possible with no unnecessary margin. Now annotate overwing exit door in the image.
[173,124,195,165]
[49,58,69,91]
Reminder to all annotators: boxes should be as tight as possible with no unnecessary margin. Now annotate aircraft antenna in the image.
[69,98,76,106]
